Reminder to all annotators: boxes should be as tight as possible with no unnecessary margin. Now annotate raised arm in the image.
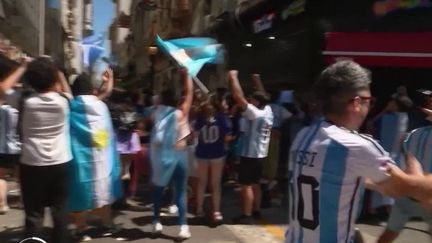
[228,70,248,110]
[179,68,193,116]
[0,61,28,94]
[252,74,266,94]
[98,68,114,100]
[57,70,72,96]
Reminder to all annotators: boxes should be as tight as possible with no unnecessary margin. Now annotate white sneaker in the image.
[152,221,163,234]
[168,204,178,214]
[0,205,9,214]
[178,225,191,239]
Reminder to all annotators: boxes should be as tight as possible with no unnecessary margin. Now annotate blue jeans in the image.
[153,150,188,225]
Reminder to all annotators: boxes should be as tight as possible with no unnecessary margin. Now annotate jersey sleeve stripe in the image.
[320,140,349,243]
[356,133,386,156]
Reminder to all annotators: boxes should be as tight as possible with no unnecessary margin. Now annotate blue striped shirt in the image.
[286,121,392,243]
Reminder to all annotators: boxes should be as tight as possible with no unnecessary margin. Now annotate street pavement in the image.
[0,180,430,243]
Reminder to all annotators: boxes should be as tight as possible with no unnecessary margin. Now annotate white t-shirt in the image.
[20,92,72,166]
[286,120,391,243]
[239,104,273,158]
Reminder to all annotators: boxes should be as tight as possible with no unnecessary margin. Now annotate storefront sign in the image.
[373,0,431,16]
[252,13,276,33]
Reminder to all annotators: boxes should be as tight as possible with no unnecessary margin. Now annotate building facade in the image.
[110,0,201,91]
[61,0,93,74]
[0,0,45,57]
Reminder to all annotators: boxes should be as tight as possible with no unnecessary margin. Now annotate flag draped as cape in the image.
[68,95,123,212]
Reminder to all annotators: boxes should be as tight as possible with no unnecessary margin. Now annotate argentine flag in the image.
[81,34,105,68]
[155,35,224,77]
[68,96,123,212]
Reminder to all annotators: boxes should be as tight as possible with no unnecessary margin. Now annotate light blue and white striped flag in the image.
[155,35,224,77]
[81,34,105,68]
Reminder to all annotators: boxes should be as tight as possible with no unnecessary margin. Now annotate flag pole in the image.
[192,76,209,94]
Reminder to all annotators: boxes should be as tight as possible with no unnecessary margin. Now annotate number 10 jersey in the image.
[285,120,392,243]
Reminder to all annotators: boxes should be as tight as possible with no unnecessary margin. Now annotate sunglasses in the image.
[349,96,376,106]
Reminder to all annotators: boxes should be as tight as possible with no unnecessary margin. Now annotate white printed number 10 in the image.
[297,175,320,230]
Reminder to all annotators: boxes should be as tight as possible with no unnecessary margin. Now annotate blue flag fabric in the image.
[155,35,224,77]
[81,34,105,68]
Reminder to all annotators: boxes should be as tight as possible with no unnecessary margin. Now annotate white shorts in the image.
[387,197,432,232]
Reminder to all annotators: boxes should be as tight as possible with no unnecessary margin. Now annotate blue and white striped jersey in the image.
[374,112,408,164]
[286,120,391,243]
[0,104,20,154]
[403,126,432,172]
[239,104,273,158]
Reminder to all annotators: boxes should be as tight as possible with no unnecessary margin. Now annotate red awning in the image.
[323,32,432,68]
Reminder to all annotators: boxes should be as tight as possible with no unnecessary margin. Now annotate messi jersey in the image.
[195,113,231,159]
[286,121,391,243]
[239,104,273,158]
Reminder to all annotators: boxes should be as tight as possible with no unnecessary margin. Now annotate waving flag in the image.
[155,35,224,77]
[81,34,105,68]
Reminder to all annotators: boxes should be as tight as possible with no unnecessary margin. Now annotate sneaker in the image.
[0,205,9,214]
[100,225,120,237]
[75,231,92,242]
[232,215,254,225]
[213,212,223,223]
[178,225,191,239]
[168,204,178,214]
[121,173,131,180]
[252,210,262,220]
[152,221,163,234]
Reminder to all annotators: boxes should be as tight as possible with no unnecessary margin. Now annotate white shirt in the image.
[286,120,391,243]
[20,92,72,166]
[239,104,273,158]
[0,104,20,154]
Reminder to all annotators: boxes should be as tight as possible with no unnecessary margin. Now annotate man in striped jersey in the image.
[228,70,273,225]
[285,60,425,243]
[377,126,432,243]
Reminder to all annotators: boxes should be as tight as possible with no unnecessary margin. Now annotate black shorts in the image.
[0,154,20,169]
[238,157,264,185]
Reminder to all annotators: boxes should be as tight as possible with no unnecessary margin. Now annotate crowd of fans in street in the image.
[1,57,432,243]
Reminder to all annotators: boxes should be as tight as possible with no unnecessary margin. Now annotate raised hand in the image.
[102,68,114,83]
[228,70,239,82]
[251,73,261,82]
[405,152,424,176]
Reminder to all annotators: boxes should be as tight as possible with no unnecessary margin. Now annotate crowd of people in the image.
[1,57,432,243]
[0,57,288,242]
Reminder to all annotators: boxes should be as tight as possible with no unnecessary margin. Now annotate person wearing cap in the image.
[228,70,274,225]
[408,89,432,131]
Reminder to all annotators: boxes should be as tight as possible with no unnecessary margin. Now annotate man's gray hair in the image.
[314,61,371,115]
